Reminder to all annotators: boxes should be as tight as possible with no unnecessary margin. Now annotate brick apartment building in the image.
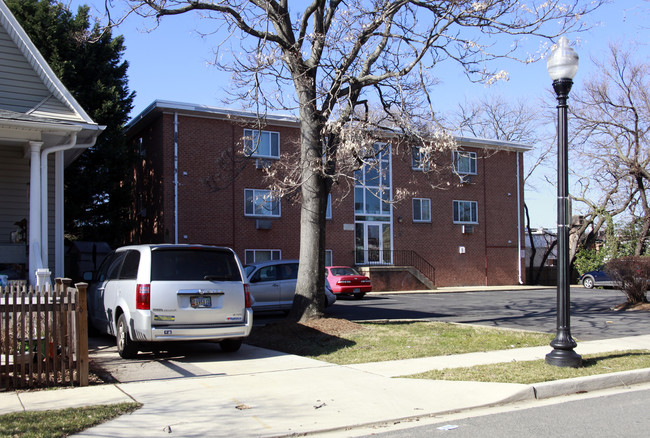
[125,100,531,289]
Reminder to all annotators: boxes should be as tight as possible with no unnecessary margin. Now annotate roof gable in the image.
[0,1,93,124]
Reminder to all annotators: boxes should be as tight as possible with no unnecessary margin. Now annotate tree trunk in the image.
[524,203,537,285]
[288,84,328,322]
[634,176,650,256]
[534,239,557,285]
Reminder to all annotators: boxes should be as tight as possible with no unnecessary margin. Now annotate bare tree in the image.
[450,94,554,184]
[570,43,650,258]
[117,0,602,321]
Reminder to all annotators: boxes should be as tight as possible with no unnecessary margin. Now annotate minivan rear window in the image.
[151,249,242,282]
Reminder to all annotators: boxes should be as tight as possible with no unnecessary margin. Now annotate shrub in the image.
[605,257,650,304]
[574,248,605,276]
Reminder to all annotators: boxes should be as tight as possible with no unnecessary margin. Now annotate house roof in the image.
[0,1,103,162]
[0,1,94,123]
[127,99,533,153]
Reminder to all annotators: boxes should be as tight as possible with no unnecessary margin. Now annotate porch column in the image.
[28,141,43,285]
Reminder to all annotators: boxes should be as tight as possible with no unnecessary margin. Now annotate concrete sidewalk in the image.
[1,335,650,437]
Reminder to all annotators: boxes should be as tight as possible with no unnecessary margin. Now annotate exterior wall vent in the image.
[459,174,474,184]
[256,219,272,229]
[255,159,272,169]
[461,225,474,234]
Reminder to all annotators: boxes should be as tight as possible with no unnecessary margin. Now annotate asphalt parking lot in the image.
[328,287,650,340]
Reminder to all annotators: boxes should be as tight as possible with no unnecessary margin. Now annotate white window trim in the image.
[411,145,430,171]
[453,200,479,224]
[244,188,281,217]
[245,249,282,265]
[411,198,431,223]
[354,143,392,217]
[453,150,477,175]
[326,194,332,219]
[413,198,431,223]
[243,128,281,159]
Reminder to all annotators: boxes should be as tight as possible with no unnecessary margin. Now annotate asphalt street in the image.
[354,385,650,438]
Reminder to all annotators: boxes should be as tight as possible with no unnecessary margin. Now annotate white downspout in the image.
[516,151,523,284]
[40,133,100,278]
[55,151,64,278]
[174,112,179,244]
[41,134,77,271]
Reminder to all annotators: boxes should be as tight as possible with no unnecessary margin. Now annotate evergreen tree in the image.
[7,0,135,247]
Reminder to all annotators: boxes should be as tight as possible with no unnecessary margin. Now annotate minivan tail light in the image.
[244,284,252,309]
[136,284,150,310]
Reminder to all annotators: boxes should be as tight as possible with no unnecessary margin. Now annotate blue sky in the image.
[67,1,649,229]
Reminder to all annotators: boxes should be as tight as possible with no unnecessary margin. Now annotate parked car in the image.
[243,259,336,312]
[85,244,253,358]
[325,266,372,299]
[579,268,615,289]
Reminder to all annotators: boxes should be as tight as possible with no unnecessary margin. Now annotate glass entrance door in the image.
[356,222,392,265]
[367,224,381,262]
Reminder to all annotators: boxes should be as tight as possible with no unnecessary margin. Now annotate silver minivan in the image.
[87,244,253,358]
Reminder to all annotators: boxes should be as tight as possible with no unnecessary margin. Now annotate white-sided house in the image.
[0,2,104,286]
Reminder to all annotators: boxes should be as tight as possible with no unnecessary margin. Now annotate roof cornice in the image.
[456,136,533,153]
[127,99,301,131]
[127,100,533,152]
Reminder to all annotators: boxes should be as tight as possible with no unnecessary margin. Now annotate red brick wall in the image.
[386,146,525,286]
[129,114,168,244]
[128,107,526,287]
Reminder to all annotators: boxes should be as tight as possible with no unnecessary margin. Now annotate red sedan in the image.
[325,266,372,299]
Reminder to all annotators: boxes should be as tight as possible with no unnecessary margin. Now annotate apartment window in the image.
[136,137,145,157]
[453,151,477,175]
[243,129,280,159]
[453,200,478,224]
[411,145,430,171]
[325,250,333,267]
[413,198,431,222]
[354,143,392,217]
[245,189,281,217]
[326,194,332,219]
[245,249,281,265]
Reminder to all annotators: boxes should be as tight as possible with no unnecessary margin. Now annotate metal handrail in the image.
[355,250,436,286]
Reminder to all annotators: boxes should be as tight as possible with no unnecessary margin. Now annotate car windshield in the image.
[151,248,242,281]
[330,267,359,276]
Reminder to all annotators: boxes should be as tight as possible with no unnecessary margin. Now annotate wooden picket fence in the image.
[0,279,88,391]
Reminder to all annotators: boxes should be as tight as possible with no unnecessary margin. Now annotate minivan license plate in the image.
[191,296,212,308]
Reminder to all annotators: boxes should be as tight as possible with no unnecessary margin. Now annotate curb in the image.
[531,367,650,399]
[278,370,650,438]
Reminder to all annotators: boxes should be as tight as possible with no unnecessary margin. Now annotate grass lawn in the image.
[246,319,554,364]
[404,350,650,384]
[0,402,141,438]
[246,318,650,381]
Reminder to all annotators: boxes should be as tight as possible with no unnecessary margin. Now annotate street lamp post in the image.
[545,37,582,368]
